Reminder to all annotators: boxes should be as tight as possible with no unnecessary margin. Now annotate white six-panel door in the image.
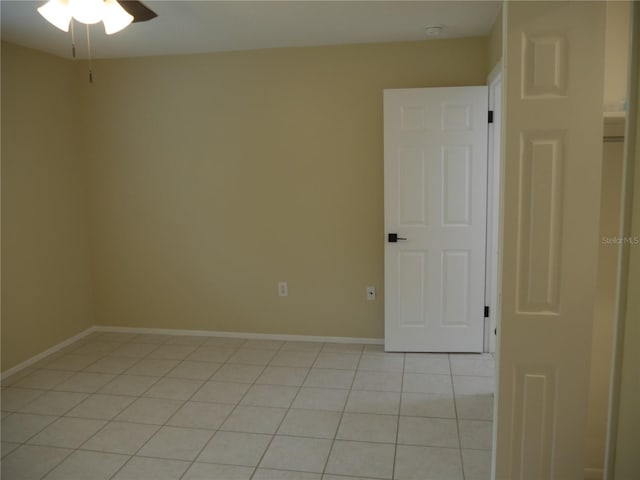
[384,87,488,352]
[495,2,606,478]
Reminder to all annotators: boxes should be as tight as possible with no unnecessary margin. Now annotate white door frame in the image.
[485,61,502,354]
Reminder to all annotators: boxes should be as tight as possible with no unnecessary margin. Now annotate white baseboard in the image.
[584,467,604,480]
[94,325,384,345]
[1,326,97,380]
[1,324,384,378]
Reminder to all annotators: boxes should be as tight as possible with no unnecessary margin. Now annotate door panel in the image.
[384,86,488,352]
[495,2,606,478]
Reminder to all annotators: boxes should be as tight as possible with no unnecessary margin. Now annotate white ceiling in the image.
[1,0,501,60]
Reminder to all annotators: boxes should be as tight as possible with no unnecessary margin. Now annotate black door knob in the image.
[388,233,407,243]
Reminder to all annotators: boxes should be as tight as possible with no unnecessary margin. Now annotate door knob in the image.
[388,233,407,243]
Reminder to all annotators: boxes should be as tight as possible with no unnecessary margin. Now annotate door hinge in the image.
[484,306,490,318]
[488,110,494,124]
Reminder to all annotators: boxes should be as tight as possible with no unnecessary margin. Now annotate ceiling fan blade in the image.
[118,1,157,23]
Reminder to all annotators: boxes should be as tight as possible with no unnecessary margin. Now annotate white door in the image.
[384,86,488,352]
[495,2,605,478]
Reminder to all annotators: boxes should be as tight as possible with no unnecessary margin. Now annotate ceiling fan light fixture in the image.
[68,0,104,24]
[37,0,71,32]
[102,0,134,34]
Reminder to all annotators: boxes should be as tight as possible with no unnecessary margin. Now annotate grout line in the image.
[450,353,467,480]
[391,351,406,479]
[319,345,364,478]
[247,341,323,479]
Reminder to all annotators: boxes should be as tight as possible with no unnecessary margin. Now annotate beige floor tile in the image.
[280,341,323,352]
[129,334,175,344]
[254,468,321,480]
[404,354,451,374]
[220,406,286,434]
[147,344,198,360]
[260,435,332,473]
[182,462,253,480]
[43,450,128,480]
[450,358,495,377]
[197,431,271,466]
[313,353,361,370]
[14,370,75,390]
[357,354,404,372]
[186,346,236,363]
[53,372,116,393]
[337,413,398,443]
[191,380,250,404]
[459,420,493,450]
[325,440,395,479]
[352,371,402,392]
[256,366,310,386]
[124,358,180,376]
[84,357,139,375]
[114,397,183,425]
[402,373,453,395]
[455,394,494,420]
[398,416,459,448]
[166,401,234,429]
[72,341,122,356]
[28,417,106,448]
[19,391,88,416]
[142,378,203,401]
[400,393,456,418]
[228,348,277,365]
[1,445,71,480]
[1,413,58,443]
[112,456,191,480]
[345,390,401,415]
[97,375,158,396]
[462,448,492,480]
[1,387,46,412]
[45,354,102,372]
[270,350,318,368]
[1,441,20,458]
[65,394,135,420]
[240,385,298,408]
[394,445,463,480]
[304,369,355,389]
[452,376,494,395]
[166,361,221,380]
[80,421,159,455]
[277,409,341,439]
[211,364,264,383]
[137,426,213,461]
[109,343,160,358]
[322,343,365,353]
[292,387,348,411]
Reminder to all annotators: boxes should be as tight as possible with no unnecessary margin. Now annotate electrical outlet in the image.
[278,281,288,297]
[366,286,376,300]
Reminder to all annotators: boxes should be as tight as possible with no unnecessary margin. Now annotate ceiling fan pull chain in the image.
[86,23,93,84]
[70,19,76,58]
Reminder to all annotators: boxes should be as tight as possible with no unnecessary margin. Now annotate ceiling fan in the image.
[37,0,158,82]
[117,1,157,24]
[38,0,157,35]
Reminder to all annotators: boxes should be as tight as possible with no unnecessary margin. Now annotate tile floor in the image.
[1,332,494,480]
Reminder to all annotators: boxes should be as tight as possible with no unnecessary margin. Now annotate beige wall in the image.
[488,6,502,72]
[1,43,94,372]
[604,0,631,112]
[84,38,489,337]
